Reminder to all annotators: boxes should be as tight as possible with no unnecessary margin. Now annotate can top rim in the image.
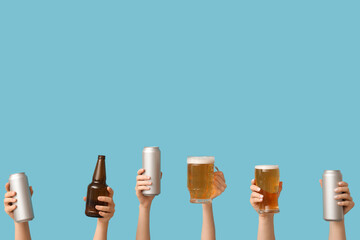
[323,170,341,173]
[143,146,159,150]
[9,172,26,178]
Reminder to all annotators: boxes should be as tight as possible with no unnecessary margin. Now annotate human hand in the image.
[135,169,162,208]
[210,171,227,200]
[83,187,115,223]
[4,182,33,220]
[320,180,355,215]
[250,179,282,216]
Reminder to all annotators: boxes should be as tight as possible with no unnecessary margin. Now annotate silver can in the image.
[9,173,34,223]
[322,170,343,221]
[142,147,161,196]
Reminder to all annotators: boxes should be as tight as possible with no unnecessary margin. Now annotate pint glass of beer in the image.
[255,165,280,213]
[187,156,214,203]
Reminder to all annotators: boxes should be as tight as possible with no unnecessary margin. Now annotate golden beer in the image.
[187,156,214,203]
[255,165,280,213]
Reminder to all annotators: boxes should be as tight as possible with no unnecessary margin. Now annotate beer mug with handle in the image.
[187,156,214,203]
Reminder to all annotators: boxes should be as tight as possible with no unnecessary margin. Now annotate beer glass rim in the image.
[255,165,279,170]
[187,156,215,164]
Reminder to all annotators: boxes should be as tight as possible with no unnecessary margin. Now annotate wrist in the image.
[14,221,30,230]
[139,203,151,210]
[14,221,28,226]
[259,213,274,220]
[330,219,345,227]
[97,218,110,227]
[202,202,213,209]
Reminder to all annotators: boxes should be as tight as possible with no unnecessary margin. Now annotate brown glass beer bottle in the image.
[85,155,109,218]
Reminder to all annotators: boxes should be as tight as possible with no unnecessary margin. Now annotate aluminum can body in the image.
[9,173,34,223]
[322,170,343,221]
[142,147,161,196]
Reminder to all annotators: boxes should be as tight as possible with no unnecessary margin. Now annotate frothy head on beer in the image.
[255,165,279,170]
[187,156,215,164]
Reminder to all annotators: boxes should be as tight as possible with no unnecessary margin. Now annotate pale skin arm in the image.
[202,203,215,240]
[201,171,227,240]
[83,187,116,240]
[250,179,283,240]
[4,182,33,240]
[319,180,355,240]
[137,205,151,240]
[329,220,346,240]
[135,169,162,240]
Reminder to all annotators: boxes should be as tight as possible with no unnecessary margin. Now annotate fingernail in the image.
[260,195,263,198]
[334,195,339,199]
[257,187,261,191]
[334,188,339,192]
[337,202,342,205]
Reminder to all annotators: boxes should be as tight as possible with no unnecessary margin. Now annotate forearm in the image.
[93,220,109,240]
[14,222,31,240]
[257,215,275,240]
[201,203,216,240]
[136,205,151,240]
[329,220,346,240]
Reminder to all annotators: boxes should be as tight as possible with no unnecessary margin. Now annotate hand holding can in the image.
[321,170,355,221]
[142,147,161,196]
[7,173,35,222]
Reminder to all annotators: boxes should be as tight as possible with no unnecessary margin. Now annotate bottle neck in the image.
[92,158,106,182]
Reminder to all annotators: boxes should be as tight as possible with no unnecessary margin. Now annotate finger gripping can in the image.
[322,170,343,221]
[142,147,161,196]
[9,173,35,223]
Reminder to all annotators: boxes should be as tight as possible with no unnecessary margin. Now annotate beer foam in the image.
[187,156,215,164]
[255,165,279,170]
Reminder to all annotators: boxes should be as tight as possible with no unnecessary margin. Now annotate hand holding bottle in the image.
[83,186,115,223]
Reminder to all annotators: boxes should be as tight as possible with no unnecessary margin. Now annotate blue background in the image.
[0,1,359,239]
